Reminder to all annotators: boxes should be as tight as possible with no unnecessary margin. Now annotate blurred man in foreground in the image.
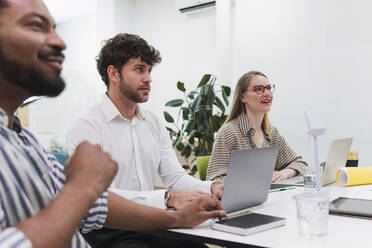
[0,0,225,247]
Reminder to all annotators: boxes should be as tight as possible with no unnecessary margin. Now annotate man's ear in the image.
[107,65,120,84]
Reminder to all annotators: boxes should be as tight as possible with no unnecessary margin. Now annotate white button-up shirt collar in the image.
[101,93,145,123]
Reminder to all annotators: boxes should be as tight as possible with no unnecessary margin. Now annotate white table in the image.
[156,184,372,248]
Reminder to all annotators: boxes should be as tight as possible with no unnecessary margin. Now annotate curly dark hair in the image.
[96,33,161,88]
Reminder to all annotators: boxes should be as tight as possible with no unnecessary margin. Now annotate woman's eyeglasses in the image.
[244,84,276,95]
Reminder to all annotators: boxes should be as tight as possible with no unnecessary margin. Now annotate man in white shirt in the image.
[67,33,224,247]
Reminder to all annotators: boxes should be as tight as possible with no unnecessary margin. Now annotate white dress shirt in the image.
[67,94,212,208]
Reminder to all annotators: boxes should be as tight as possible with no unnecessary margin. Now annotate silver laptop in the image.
[221,147,279,216]
[277,138,353,186]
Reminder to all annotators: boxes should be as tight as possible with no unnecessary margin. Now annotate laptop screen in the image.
[221,147,279,214]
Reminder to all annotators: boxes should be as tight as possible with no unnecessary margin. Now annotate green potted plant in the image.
[164,74,231,175]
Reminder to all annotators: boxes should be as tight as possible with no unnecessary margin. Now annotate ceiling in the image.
[43,0,96,23]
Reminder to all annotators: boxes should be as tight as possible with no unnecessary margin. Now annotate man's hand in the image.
[167,190,211,209]
[211,182,224,200]
[64,141,118,200]
[15,142,118,248]
[272,168,298,182]
[173,195,226,228]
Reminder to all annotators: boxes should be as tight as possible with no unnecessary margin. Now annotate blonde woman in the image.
[206,71,307,182]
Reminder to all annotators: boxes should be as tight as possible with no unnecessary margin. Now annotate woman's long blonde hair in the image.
[225,71,272,136]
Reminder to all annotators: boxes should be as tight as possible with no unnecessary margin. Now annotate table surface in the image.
[165,184,372,248]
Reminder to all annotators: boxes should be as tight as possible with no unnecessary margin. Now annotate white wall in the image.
[132,0,218,119]
[29,14,103,148]
[234,0,372,165]
[32,0,371,166]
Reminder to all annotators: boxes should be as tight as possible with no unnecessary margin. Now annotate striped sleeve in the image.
[271,127,308,175]
[44,151,66,192]
[80,192,108,233]
[0,196,31,248]
[0,228,32,248]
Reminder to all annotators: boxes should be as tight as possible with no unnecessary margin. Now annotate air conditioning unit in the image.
[176,0,216,13]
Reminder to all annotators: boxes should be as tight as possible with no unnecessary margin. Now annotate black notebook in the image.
[211,212,285,236]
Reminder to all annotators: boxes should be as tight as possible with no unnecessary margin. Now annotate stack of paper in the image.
[336,167,372,186]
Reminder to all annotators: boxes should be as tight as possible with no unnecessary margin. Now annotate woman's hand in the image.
[272,168,298,182]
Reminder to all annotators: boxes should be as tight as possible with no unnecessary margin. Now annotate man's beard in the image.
[119,77,149,103]
[0,45,66,97]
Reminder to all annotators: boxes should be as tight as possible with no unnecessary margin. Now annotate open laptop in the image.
[220,147,279,216]
[276,137,353,186]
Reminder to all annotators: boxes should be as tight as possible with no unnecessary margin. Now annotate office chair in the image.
[50,151,69,165]
[196,155,211,181]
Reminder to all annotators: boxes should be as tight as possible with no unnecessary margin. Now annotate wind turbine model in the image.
[305,111,326,191]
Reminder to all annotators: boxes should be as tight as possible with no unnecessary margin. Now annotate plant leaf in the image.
[163,111,174,123]
[163,76,232,177]
[170,131,177,137]
[212,115,222,132]
[195,96,203,110]
[165,99,184,107]
[172,135,180,146]
[176,142,184,151]
[185,119,195,133]
[205,85,215,105]
[188,130,198,139]
[214,97,225,113]
[222,90,229,106]
[175,136,183,147]
[177,81,186,92]
[190,95,200,111]
[200,84,208,96]
[188,91,198,99]
[198,74,212,87]
[181,107,190,120]
[181,144,192,158]
[199,145,207,156]
[195,105,207,113]
[222,85,231,96]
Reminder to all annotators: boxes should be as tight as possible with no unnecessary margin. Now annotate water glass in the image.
[293,190,329,236]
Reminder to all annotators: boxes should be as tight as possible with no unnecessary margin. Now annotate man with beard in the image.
[67,33,224,247]
[0,0,225,247]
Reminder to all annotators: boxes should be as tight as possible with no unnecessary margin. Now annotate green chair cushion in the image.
[196,155,211,181]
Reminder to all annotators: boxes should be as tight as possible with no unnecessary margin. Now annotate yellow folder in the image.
[336,167,372,187]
